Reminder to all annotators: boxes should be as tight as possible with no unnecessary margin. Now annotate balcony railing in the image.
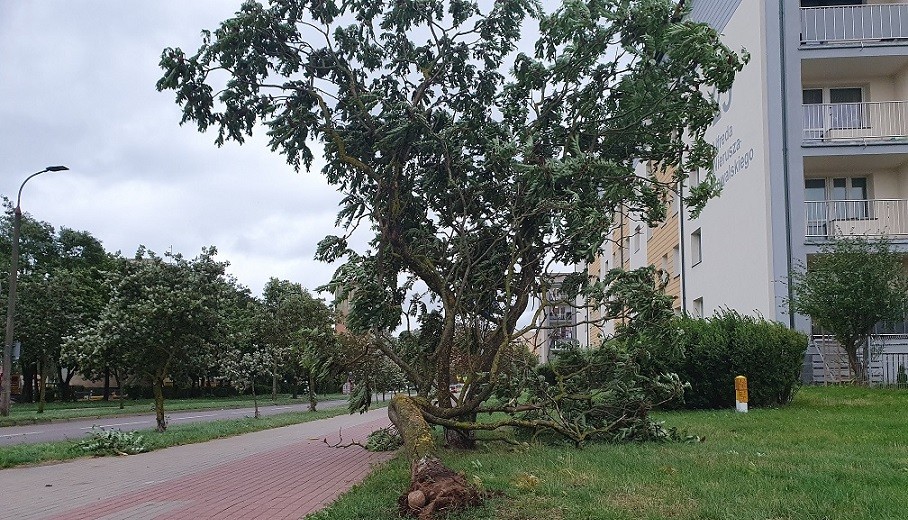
[805,199,908,237]
[803,101,908,142]
[801,4,908,44]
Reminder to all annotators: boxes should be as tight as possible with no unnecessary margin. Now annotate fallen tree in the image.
[159,0,746,515]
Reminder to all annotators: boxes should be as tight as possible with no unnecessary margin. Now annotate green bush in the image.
[671,311,807,409]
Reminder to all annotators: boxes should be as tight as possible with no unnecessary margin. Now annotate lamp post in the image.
[1,166,69,416]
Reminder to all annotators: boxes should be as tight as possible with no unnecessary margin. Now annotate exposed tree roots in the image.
[389,395,484,519]
[398,456,483,519]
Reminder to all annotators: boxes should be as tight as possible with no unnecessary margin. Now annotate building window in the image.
[672,245,681,278]
[693,297,704,318]
[691,229,702,266]
[660,253,670,285]
[802,87,866,136]
[805,177,869,232]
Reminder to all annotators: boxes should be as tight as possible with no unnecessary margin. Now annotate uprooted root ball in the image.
[398,456,483,519]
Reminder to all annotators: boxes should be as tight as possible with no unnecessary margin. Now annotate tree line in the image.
[1,199,399,430]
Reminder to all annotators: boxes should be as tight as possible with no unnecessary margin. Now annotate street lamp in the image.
[1,165,69,416]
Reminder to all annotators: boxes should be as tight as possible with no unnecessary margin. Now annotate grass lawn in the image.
[310,386,908,520]
[0,400,382,469]
[0,393,347,427]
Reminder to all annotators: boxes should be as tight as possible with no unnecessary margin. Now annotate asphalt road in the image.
[0,398,354,446]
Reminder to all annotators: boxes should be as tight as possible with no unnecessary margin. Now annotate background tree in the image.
[2,198,110,405]
[257,278,328,401]
[222,350,274,419]
[159,0,745,511]
[69,247,227,431]
[791,237,908,384]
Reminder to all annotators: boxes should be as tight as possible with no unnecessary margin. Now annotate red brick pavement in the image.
[46,417,394,520]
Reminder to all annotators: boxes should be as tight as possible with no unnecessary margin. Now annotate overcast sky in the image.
[0,1,354,297]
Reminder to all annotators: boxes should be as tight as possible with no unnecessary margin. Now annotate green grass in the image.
[0,401,378,469]
[1,393,347,426]
[310,386,908,520]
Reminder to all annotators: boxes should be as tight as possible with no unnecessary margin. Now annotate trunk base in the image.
[398,456,483,519]
[444,427,476,450]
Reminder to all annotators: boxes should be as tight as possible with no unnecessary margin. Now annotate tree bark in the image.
[307,371,317,412]
[21,364,34,403]
[152,377,167,432]
[388,395,482,519]
[116,372,124,409]
[252,380,260,419]
[846,341,866,385]
[37,358,47,414]
[103,367,111,401]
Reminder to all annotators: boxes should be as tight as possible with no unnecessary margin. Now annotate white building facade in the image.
[575,1,908,382]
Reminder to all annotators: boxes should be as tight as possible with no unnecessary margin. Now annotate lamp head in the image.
[45,165,69,172]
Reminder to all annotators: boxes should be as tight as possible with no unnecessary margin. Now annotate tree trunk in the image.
[862,339,871,384]
[252,381,260,419]
[103,367,111,401]
[846,343,866,385]
[152,377,167,432]
[291,374,299,399]
[307,371,317,412]
[21,364,34,403]
[37,358,47,414]
[444,412,476,449]
[271,361,278,401]
[114,371,124,409]
[388,395,482,519]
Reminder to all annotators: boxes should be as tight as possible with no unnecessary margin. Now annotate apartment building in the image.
[525,273,582,364]
[581,0,908,383]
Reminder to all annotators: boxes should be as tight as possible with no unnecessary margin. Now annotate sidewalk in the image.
[1,408,394,520]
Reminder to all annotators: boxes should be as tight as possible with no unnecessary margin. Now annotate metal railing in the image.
[803,101,908,142]
[808,335,908,387]
[805,199,908,237]
[801,4,908,44]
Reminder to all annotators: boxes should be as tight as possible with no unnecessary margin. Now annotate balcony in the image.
[801,4,908,45]
[803,101,908,143]
[805,199,908,238]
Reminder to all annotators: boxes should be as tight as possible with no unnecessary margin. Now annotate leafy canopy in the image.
[158,0,746,424]
[791,237,908,382]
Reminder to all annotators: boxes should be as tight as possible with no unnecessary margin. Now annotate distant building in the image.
[527,273,581,364]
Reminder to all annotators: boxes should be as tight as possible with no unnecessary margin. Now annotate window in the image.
[691,229,702,266]
[693,297,704,318]
[831,177,868,219]
[672,245,681,278]
[829,88,864,130]
[802,87,866,137]
[660,253,670,284]
[805,178,828,236]
[805,177,869,231]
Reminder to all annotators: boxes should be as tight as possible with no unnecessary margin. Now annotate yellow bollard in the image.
[735,375,748,413]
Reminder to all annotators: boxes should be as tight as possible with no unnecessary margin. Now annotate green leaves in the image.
[790,238,908,382]
[160,0,747,436]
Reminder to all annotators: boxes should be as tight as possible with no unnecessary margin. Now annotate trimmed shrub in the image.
[672,311,807,409]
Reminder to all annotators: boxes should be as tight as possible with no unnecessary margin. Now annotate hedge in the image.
[670,311,808,409]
